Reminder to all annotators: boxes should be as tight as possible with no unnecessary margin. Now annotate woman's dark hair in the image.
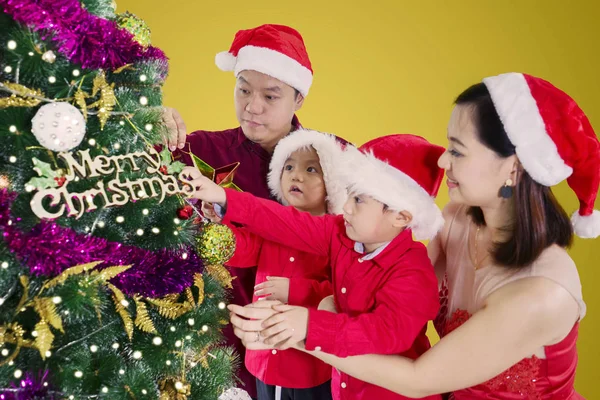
[455,83,573,268]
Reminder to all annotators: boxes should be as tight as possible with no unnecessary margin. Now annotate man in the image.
[162,24,334,399]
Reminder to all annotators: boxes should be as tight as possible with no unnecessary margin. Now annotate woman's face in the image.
[438,105,517,208]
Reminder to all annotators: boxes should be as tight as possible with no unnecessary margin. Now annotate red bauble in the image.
[177,205,194,220]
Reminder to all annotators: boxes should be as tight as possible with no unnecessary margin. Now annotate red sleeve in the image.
[223,225,264,268]
[222,189,337,258]
[305,256,440,357]
[288,278,333,308]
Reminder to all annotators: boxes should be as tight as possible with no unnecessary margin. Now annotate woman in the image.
[229,72,599,399]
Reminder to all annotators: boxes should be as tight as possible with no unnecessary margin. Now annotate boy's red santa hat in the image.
[483,72,600,238]
[215,24,313,97]
[268,129,347,215]
[343,134,445,241]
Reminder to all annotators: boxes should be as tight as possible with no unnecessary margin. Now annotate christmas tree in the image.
[0,0,242,398]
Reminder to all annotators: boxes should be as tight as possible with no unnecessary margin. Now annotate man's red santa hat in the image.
[215,24,313,96]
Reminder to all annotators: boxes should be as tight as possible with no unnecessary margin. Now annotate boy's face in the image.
[342,193,409,252]
[235,70,304,153]
[280,147,327,216]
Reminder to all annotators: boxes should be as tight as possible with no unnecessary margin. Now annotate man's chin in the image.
[241,123,266,137]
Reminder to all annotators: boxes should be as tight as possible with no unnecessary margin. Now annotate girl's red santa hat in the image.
[343,134,446,241]
[215,24,313,97]
[268,129,347,215]
[483,72,600,238]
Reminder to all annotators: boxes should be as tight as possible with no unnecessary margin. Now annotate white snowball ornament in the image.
[41,50,57,64]
[31,103,86,152]
[218,388,252,400]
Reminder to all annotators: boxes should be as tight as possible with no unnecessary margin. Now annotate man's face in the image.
[234,70,304,153]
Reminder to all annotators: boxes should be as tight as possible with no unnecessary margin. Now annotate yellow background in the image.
[119,0,600,395]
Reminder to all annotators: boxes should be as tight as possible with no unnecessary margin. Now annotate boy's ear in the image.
[392,210,412,229]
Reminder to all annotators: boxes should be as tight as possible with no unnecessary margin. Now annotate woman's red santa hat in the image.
[343,134,446,241]
[215,24,313,97]
[483,72,600,238]
[268,129,347,215]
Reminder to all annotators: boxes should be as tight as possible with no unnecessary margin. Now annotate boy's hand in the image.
[261,305,309,350]
[181,166,226,204]
[201,201,222,223]
[317,295,337,313]
[254,276,290,303]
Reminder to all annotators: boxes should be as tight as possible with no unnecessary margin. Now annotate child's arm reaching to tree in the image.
[182,166,337,257]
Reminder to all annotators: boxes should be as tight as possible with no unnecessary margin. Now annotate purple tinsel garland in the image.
[0,190,202,298]
[0,0,167,70]
[0,370,58,400]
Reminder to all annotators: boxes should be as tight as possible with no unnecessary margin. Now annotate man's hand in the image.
[162,107,187,151]
[181,167,226,204]
[254,277,290,303]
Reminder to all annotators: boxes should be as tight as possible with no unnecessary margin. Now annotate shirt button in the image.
[271,349,277,355]
[358,258,364,263]
[341,287,347,294]
[341,383,347,389]
[289,257,295,262]
[314,346,322,351]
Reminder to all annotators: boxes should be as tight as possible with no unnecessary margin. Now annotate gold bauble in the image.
[196,223,235,265]
[116,12,152,47]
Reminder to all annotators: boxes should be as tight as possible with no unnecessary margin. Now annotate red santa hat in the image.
[215,24,313,97]
[343,134,446,240]
[268,129,347,215]
[483,72,600,238]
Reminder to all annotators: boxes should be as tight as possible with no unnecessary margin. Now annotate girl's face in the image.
[280,147,327,215]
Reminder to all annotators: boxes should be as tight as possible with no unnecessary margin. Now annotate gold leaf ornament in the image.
[108,283,134,340]
[34,320,54,360]
[0,82,44,108]
[134,296,157,334]
[205,264,235,289]
[33,297,64,333]
[193,273,205,306]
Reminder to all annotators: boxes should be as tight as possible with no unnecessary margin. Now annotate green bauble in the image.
[196,223,236,265]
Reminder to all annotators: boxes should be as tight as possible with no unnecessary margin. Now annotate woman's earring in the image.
[500,178,513,198]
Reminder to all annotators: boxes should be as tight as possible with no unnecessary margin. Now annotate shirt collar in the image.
[354,241,391,260]
[336,221,415,270]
